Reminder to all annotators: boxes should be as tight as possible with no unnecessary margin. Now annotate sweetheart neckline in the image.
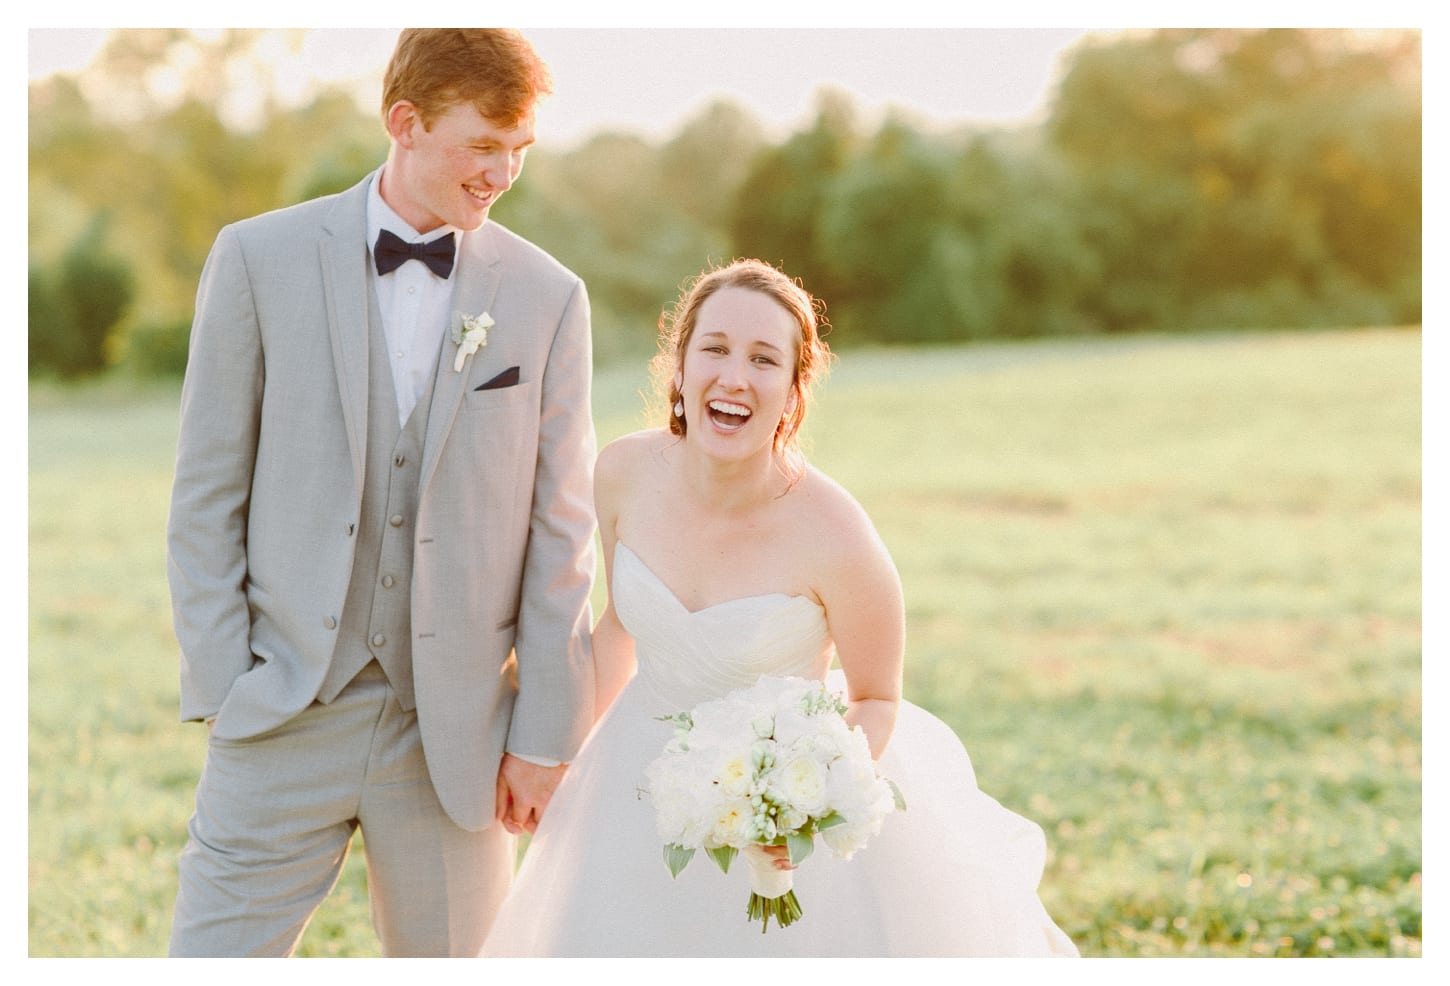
[614,541,822,618]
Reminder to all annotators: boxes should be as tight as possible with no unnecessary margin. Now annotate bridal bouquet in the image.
[644,675,904,932]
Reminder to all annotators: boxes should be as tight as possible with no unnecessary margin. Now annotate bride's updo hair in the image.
[651,259,834,478]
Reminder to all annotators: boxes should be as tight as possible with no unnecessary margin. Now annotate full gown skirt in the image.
[481,542,1079,957]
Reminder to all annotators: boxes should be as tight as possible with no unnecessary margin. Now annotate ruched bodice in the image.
[612,542,831,713]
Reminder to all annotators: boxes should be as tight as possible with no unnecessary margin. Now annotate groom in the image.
[165,29,596,956]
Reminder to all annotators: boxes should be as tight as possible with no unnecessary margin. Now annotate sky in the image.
[27,27,1098,148]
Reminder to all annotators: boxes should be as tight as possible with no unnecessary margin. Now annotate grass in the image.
[27,328,1421,957]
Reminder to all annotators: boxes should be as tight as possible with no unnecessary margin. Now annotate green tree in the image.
[1048,28,1421,331]
[496,101,769,359]
[813,118,980,343]
[658,99,767,232]
[811,120,1099,344]
[29,217,136,378]
[728,88,860,307]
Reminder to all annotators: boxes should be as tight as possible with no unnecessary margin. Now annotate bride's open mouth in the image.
[707,399,752,432]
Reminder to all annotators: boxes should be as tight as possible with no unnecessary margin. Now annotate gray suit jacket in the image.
[166,172,597,830]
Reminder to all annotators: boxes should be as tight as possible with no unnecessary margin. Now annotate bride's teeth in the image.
[708,400,751,417]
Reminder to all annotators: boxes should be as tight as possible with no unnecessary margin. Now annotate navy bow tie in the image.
[373,229,456,278]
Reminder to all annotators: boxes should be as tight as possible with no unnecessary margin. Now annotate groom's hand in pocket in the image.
[495,754,568,834]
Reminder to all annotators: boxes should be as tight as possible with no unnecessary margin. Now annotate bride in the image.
[481,259,1078,957]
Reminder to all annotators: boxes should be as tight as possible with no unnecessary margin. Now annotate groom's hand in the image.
[495,754,567,835]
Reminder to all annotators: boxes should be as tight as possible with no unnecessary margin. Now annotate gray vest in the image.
[318,291,445,710]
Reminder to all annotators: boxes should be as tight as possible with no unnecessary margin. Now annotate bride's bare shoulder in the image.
[792,466,900,597]
[791,466,889,560]
[599,428,672,468]
[597,429,674,491]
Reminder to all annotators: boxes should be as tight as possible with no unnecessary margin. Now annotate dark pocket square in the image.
[474,366,521,391]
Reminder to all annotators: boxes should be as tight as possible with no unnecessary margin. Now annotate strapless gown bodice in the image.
[612,541,831,713]
[480,541,1079,957]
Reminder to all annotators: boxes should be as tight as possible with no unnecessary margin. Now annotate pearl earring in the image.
[673,399,685,418]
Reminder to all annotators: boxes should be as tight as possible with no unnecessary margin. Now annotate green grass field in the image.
[28,328,1421,957]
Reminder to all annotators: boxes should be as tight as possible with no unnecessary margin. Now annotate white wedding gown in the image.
[480,542,1079,957]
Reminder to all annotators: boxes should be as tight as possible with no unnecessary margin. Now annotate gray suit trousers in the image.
[168,663,514,957]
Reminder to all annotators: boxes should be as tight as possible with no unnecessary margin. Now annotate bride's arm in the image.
[813,481,905,759]
[590,436,638,722]
[591,602,636,721]
[834,563,905,760]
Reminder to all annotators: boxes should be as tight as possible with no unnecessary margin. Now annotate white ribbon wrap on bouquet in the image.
[742,846,794,900]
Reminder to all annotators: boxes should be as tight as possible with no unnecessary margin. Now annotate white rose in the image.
[777,805,808,832]
[773,755,829,815]
[711,798,758,847]
[714,751,755,797]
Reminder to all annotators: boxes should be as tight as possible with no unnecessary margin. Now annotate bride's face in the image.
[679,286,799,460]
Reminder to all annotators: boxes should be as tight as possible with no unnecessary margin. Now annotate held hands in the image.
[495,754,568,835]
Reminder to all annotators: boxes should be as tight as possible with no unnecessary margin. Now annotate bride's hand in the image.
[746,843,797,872]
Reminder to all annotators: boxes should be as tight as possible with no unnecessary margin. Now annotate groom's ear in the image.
[385,100,425,145]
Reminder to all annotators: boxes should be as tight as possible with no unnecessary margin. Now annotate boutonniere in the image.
[451,310,494,372]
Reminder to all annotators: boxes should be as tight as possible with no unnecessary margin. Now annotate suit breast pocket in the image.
[474,365,521,391]
[464,379,532,413]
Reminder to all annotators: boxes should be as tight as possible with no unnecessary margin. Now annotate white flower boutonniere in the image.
[451,310,494,372]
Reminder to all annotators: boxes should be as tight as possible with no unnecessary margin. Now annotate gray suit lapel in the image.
[419,225,502,499]
[318,174,376,497]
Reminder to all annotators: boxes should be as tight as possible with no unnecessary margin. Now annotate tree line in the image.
[28,28,1421,379]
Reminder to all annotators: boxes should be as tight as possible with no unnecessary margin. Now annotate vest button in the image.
[324,616,337,630]
[381,575,395,588]
[371,633,386,647]
[389,514,404,527]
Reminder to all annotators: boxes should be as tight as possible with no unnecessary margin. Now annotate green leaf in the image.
[888,778,907,811]
[815,811,847,831]
[785,830,815,866]
[664,844,695,879]
[705,845,738,874]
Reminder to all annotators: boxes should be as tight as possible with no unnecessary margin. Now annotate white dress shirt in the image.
[366,171,461,429]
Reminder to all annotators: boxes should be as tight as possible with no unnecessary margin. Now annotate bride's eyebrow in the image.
[698,331,785,353]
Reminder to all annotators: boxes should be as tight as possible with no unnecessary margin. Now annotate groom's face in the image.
[384,99,536,234]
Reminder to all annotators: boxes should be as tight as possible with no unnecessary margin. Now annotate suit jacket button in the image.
[345,522,355,536]
[389,514,404,527]
[371,632,386,647]
[381,575,395,588]
[324,616,338,630]
[394,454,406,467]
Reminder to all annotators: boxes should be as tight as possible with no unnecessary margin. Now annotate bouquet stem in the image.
[746,889,803,932]
[742,846,802,931]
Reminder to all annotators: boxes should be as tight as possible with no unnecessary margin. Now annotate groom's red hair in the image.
[382,28,552,129]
